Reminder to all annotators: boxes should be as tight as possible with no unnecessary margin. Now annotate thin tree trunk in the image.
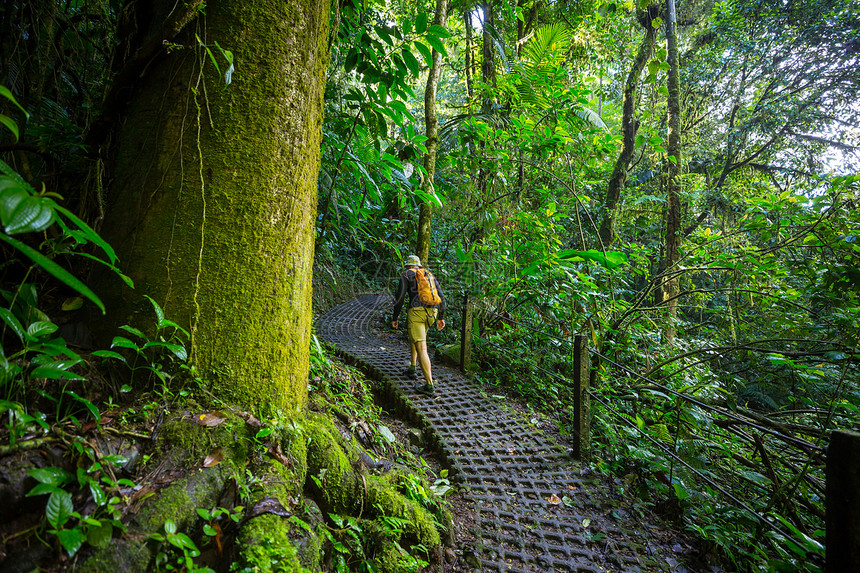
[598,21,656,246]
[477,0,496,197]
[464,6,473,101]
[660,0,682,343]
[95,0,330,411]
[417,0,449,264]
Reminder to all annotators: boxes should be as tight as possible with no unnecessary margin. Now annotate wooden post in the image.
[459,293,473,371]
[827,429,860,572]
[572,334,591,460]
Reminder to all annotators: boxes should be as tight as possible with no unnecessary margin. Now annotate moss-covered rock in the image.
[156,414,248,469]
[76,537,151,573]
[302,413,442,555]
[135,463,232,532]
[234,514,313,573]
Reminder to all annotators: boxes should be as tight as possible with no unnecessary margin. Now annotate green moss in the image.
[367,476,440,549]
[301,413,441,554]
[97,0,332,413]
[303,413,364,514]
[136,464,231,531]
[77,538,151,573]
[374,538,426,573]
[156,416,248,470]
[234,514,314,573]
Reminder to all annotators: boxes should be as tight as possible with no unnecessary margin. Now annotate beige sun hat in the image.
[404,254,422,267]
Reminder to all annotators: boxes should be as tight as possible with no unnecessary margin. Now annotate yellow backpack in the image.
[414,269,442,306]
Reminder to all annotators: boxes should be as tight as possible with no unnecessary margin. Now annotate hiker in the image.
[391,255,446,396]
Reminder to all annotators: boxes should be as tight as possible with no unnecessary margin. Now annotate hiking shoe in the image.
[403,366,418,380]
[416,383,435,397]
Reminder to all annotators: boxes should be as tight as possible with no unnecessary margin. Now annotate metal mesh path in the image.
[317,296,652,572]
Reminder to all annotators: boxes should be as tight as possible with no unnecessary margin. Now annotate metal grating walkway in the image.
[317,295,652,572]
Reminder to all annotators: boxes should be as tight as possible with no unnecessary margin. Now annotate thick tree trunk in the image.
[598,22,656,246]
[96,0,329,411]
[659,0,682,343]
[416,0,448,264]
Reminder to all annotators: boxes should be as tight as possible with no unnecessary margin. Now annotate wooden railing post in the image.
[827,429,860,572]
[572,334,591,460]
[459,293,473,371]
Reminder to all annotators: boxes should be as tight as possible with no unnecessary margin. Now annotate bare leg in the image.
[410,342,418,367]
[415,340,433,385]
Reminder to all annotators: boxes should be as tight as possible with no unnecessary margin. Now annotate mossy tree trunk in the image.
[658,0,682,344]
[97,0,330,411]
[416,0,448,265]
[598,18,656,247]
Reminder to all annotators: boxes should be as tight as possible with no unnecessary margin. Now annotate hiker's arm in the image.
[391,275,407,326]
[434,276,445,320]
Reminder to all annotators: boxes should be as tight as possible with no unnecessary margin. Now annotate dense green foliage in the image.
[1,0,858,571]
[317,0,859,571]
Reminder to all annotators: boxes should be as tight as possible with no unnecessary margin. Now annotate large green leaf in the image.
[27,467,74,487]
[30,364,86,381]
[26,320,59,339]
[4,195,53,234]
[0,185,29,224]
[401,48,421,76]
[0,159,35,193]
[0,307,25,341]
[56,527,86,556]
[414,42,433,68]
[425,34,447,57]
[414,12,428,34]
[46,489,74,528]
[0,233,105,313]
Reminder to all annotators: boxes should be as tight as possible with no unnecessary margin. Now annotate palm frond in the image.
[572,106,607,130]
[522,23,573,72]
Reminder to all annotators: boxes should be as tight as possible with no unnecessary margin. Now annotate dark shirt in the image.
[391,268,445,322]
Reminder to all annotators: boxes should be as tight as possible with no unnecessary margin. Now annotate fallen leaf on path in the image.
[196,411,228,427]
[546,494,562,505]
[203,447,224,467]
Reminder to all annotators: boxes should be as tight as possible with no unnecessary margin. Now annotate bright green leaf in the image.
[415,12,428,34]
[46,489,74,528]
[0,115,19,141]
[57,527,86,555]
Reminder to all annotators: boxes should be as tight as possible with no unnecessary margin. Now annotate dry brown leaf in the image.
[268,442,291,467]
[203,447,224,467]
[246,495,291,519]
[546,494,562,505]
[196,411,228,427]
[213,522,223,556]
[237,411,263,429]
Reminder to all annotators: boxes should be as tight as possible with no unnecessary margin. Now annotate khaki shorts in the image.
[407,307,438,343]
